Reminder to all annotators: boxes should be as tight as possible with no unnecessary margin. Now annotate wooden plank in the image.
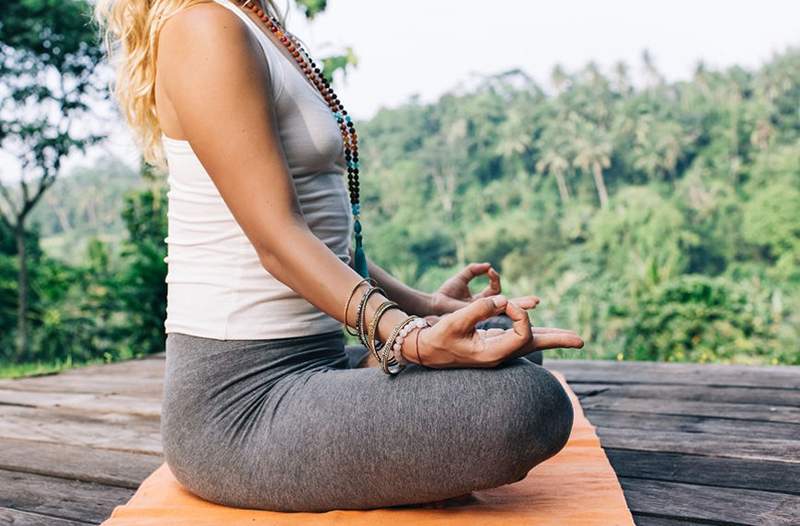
[553,359,800,389]
[0,437,161,489]
[0,375,163,397]
[0,389,161,418]
[586,409,800,440]
[0,355,164,381]
[619,477,800,525]
[0,405,162,455]
[0,356,165,396]
[596,427,800,463]
[582,395,800,424]
[606,449,800,495]
[0,507,92,526]
[574,382,800,407]
[0,468,133,524]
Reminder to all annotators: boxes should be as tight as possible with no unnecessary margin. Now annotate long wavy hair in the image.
[94,0,287,167]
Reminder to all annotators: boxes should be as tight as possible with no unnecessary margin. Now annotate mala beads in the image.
[238,0,369,278]
[239,0,433,375]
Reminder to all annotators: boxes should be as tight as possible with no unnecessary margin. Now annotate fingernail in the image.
[491,295,507,308]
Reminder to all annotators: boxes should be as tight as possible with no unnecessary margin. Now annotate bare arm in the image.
[157,5,406,344]
[156,4,573,368]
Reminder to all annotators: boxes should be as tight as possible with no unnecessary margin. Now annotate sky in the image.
[4,0,800,178]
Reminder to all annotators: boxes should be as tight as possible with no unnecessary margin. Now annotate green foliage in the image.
[624,275,765,363]
[294,0,327,19]
[356,50,800,365]
[3,2,799,372]
[115,186,168,356]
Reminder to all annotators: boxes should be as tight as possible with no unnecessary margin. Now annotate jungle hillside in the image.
[0,1,798,376]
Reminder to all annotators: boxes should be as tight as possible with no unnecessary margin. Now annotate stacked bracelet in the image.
[342,280,429,375]
[380,315,429,375]
[344,277,376,336]
[356,285,386,349]
[367,300,401,361]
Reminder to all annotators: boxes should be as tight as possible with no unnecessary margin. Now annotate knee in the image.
[492,361,574,482]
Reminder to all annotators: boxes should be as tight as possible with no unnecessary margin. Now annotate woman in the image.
[95,0,584,512]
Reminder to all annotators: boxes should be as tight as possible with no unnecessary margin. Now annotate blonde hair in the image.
[94,0,287,167]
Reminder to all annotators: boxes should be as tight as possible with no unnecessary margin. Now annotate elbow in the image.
[251,219,308,274]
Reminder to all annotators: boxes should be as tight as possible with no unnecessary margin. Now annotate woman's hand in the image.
[429,262,500,314]
[410,295,584,368]
[429,262,540,315]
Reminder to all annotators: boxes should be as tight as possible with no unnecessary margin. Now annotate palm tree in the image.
[536,132,572,203]
[632,116,688,181]
[572,120,612,208]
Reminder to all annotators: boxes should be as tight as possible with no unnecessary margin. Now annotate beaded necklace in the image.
[238,0,369,278]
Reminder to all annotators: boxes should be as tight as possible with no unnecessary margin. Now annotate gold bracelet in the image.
[367,300,402,361]
[357,286,387,348]
[343,277,376,336]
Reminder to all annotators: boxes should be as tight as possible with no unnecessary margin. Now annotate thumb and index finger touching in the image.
[450,295,532,339]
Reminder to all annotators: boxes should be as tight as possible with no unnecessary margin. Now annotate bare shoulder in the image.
[158,2,260,69]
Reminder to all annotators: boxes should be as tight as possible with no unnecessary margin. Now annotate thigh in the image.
[246,358,574,511]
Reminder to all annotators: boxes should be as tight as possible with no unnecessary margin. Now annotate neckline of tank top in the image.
[213,0,330,108]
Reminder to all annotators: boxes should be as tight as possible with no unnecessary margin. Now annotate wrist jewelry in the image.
[414,325,426,366]
[380,316,412,375]
[367,300,401,361]
[344,277,376,336]
[381,315,426,375]
[398,318,429,367]
[355,285,386,348]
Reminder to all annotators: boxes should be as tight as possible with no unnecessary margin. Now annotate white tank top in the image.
[161,0,352,339]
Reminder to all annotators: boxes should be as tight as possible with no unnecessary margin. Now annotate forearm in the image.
[261,223,408,343]
[355,251,434,317]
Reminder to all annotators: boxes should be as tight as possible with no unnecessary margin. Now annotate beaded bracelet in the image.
[344,277,377,336]
[367,300,401,361]
[355,285,386,348]
[380,315,427,375]
[396,317,429,367]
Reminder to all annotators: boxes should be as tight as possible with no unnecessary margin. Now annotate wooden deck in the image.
[0,355,797,525]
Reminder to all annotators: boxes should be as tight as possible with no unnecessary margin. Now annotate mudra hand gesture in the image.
[410,263,584,368]
[428,262,539,315]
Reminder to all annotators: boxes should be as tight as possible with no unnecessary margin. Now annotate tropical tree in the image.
[536,130,573,203]
[0,0,106,357]
[572,119,612,208]
[632,116,689,181]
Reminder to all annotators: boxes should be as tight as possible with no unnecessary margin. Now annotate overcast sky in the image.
[4,0,800,178]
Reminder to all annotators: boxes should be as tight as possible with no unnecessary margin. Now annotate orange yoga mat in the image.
[102,372,633,526]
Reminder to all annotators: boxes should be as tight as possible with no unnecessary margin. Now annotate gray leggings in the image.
[161,321,573,512]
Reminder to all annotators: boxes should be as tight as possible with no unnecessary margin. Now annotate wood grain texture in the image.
[582,393,800,423]
[619,477,800,525]
[0,468,133,524]
[606,449,800,496]
[0,437,162,489]
[553,359,800,389]
[573,381,800,407]
[1,355,798,525]
[0,508,93,526]
[587,409,800,440]
[0,405,162,454]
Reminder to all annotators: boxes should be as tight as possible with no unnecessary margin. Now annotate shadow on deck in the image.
[0,355,798,525]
